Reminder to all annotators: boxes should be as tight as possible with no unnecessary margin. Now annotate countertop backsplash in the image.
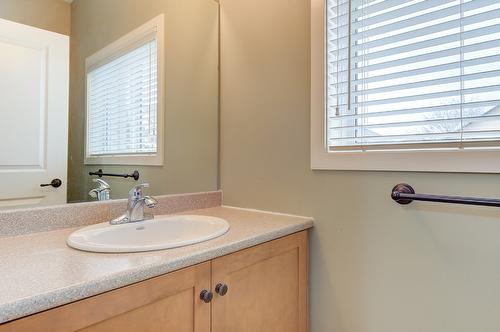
[0,191,222,238]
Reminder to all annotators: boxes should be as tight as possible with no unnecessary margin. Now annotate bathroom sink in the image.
[67,215,230,253]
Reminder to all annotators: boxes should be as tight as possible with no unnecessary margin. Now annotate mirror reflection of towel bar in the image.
[89,169,140,181]
[391,183,500,207]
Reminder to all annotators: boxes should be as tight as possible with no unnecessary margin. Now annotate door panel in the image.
[0,40,44,166]
[77,289,195,332]
[0,18,68,208]
[212,231,308,332]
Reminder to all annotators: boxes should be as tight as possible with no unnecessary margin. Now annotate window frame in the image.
[311,0,500,173]
[84,14,165,166]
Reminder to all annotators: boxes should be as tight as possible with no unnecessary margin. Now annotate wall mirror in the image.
[0,0,219,208]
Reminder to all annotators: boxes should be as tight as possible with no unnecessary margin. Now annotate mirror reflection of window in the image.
[85,15,164,166]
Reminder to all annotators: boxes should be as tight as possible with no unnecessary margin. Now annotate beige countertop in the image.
[0,206,313,324]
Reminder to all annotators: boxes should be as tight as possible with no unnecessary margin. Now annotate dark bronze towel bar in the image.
[89,169,140,181]
[391,183,500,207]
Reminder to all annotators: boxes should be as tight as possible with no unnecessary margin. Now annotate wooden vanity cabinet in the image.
[1,231,308,332]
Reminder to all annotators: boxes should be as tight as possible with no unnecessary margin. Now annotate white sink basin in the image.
[67,215,230,253]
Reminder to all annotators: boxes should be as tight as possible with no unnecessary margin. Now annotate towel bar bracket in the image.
[391,184,415,205]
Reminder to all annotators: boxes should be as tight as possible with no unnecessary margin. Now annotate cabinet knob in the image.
[215,283,228,296]
[200,290,213,303]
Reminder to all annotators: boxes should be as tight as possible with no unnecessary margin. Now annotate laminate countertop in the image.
[0,206,313,324]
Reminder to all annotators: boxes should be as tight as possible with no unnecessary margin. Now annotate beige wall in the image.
[220,0,500,331]
[68,0,219,201]
[0,0,70,35]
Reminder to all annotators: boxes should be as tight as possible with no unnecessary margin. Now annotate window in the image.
[85,15,164,165]
[311,0,500,172]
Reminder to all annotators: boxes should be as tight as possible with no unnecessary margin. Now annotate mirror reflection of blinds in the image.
[326,0,500,151]
[87,39,158,156]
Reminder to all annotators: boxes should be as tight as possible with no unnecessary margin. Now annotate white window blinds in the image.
[87,38,158,156]
[326,0,500,151]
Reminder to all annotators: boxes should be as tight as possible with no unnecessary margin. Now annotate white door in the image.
[0,18,69,208]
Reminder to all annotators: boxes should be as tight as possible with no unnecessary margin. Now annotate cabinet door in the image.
[1,262,211,332]
[211,231,308,332]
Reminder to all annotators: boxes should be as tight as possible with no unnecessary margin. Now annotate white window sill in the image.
[84,154,163,166]
[311,146,500,173]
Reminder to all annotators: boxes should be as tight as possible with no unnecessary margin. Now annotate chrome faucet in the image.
[88,179,111,201]
[110,183,158,225]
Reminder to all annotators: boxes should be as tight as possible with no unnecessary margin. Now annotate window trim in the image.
[310,0,500,173]
[84,14,165,166]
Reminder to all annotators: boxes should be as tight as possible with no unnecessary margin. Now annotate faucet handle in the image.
[93,178,110,189]
[143,196,158,208]
[128,183,150,199]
